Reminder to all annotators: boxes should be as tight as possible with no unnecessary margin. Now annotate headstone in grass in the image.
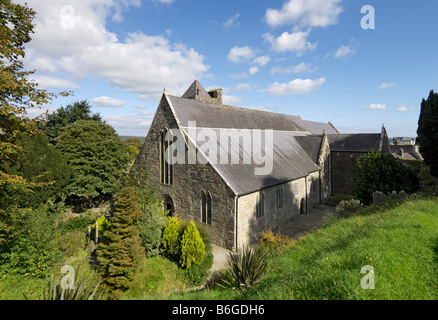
[398,190,408,201]
[373,191,386,206]
[390,191,398,200]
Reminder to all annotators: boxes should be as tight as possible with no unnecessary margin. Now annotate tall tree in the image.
[55,120,128,205]
[39,100,103,144]
[0,0,70,242]
[97,186,144,296]
[417,90,438,177]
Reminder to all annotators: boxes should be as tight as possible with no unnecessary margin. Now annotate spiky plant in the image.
[217,245,269,291]
[25,266,104,300]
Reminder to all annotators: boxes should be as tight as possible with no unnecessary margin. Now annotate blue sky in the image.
[19,0,438,137]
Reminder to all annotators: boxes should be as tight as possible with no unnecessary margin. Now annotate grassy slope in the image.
[173,198,438,300]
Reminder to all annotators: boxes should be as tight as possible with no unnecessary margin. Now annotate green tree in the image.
[0,0,70,243]
[97,186,144,295]
[354,151,420,204]
[417,90,438,177]
[39,100,102,144]
[55,120,128,205]
[179,221,205,269]
[8,133,73,207]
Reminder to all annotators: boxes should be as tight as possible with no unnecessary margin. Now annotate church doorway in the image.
[163,195,175,216]
[300,198,306,215]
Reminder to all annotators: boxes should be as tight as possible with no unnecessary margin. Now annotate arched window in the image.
[160,128,173,185]
[200,190,212,225]
[256,191,265,218]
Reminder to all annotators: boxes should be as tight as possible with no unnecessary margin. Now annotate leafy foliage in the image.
[0,0,71,244]
[354,151,420,204]
[34,266,103,300]
[417,90,438,177]
[335,199,362,218]
[162,216,182,257]
[217,246,269,291]
[38,100,102,144]
[179,221,205,269]
[258,229,293,253]
[55,120,129,204]
[0,207,63,276]
[97,187,144,295]
[8,133,73,207]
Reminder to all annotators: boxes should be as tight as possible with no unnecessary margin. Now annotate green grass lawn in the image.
[171,198,438,300]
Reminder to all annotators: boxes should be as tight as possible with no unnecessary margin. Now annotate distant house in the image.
[134,80,390,250]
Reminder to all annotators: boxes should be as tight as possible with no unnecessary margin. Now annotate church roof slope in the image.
[167,94,309,132]
[182,127,320,196]
[327,134,381,152]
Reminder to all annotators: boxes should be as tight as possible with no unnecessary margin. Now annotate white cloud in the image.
[334,45,355,59]
[92,96,127,107]
[234,83,252,92]
[103,114,152,136]
[227,46,256,63]
[364,103,387,110]
[263,78,326,95]
[223,13,240,28]
[30,75,80,89]
[397,106,414,112]
[18,0,209,101]
[270,62,314,74]
[378,82,396,89]
[230,66,260,79]
[263,30,317,56]
[253,55,271,66]
[265,0,343,28]
[223,95,242,105]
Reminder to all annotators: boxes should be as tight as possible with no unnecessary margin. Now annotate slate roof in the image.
[167,95,309,131]
[295,135,324,164]
[163,81,344,195]
[182,127,320,195]
[303,120,339,135]
[327,134,381,152]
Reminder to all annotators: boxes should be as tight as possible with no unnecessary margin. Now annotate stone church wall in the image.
[135,95,236,250]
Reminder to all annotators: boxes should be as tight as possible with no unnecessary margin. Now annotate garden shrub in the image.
[335,199,362,218]
[179,221,205,269]
[258,229,293,253]
[162,216,182,257]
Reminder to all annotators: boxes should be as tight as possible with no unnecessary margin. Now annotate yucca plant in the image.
[217,245,269,291]
[25,266,104,300]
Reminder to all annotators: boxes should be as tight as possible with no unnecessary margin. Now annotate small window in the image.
[277,186,284,209]
[200,191,212,225]
[256,192,265,218]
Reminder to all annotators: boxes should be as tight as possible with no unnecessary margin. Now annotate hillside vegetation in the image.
[169,197,438,300]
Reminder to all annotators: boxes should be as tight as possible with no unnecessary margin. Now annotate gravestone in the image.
[390,191,398,200]
[373,191,386,206]
[398,190,408,201]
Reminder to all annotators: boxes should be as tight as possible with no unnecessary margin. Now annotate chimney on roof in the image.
[181,80,223,105]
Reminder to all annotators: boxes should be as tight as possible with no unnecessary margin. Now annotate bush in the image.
[217,246,269,291]
[335,199,362,218]
[179,221,205,269]
[89,215,111,242]
[258,229,292,253]
[354,151,420,204]
[33,265,104,300]
[162,217,182,257]
[0,207,64,277]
